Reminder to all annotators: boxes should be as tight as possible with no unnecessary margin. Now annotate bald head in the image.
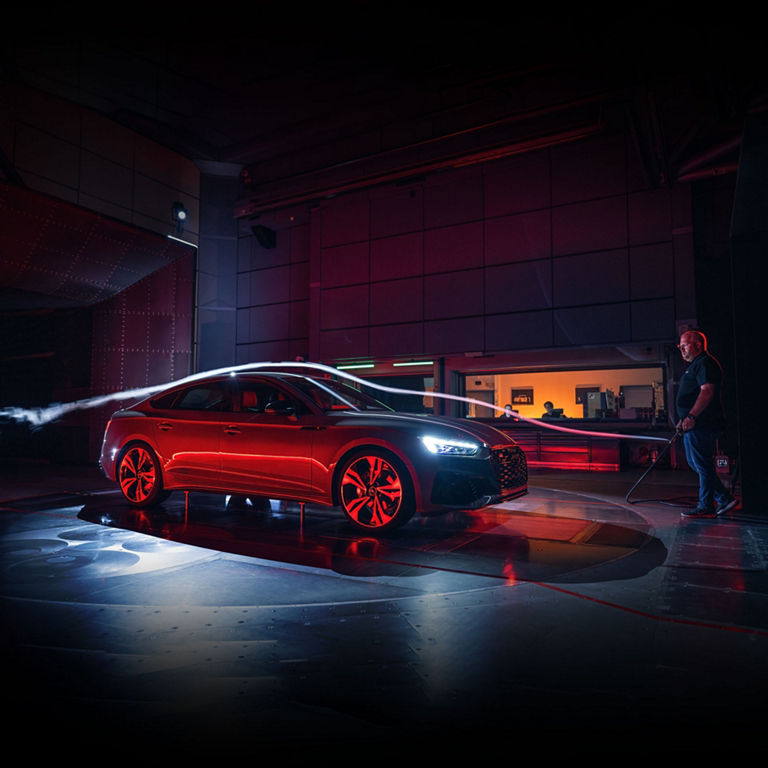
[679,330,707,362]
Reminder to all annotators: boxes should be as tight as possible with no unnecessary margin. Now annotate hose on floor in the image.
[625,429,741,507]
[625,430,684,505]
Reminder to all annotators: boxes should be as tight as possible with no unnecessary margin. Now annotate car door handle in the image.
[158,422,173,431]
[300,425,326,430]
[224,426,241,435]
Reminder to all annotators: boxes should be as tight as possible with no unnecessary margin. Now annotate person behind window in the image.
[499,404,516,419]
[541,401,564,419]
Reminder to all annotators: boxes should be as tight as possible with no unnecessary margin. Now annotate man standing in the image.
[676,330,738,518]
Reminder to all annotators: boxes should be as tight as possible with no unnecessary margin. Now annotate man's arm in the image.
[679,382,715,431]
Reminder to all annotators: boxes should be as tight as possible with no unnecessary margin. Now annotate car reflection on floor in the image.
[78,488,666,583]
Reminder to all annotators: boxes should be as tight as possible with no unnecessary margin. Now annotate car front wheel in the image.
[337,449,414,531]
[117,443,168,507]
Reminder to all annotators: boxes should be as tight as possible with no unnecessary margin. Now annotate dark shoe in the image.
[716,497,738,516]
[681,506,716,518]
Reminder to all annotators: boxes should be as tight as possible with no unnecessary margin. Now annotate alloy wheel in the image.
[118,445,159,504]
[339,454,405,529]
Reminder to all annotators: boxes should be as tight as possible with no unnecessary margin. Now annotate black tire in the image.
[116,443,168,507]
[336,449,415,531]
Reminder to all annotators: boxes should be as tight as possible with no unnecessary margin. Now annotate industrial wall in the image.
[1,81,198,460]
[235,129,696,367]
[0,80,199,240]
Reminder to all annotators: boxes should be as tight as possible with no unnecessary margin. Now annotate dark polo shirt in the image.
[676,352,725,430]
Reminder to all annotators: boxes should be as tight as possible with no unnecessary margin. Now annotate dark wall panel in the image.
[483,150,551,216]
[235,207,311,365]
[197,167,262,373]
[370,322,424,357]
[630,298,676,341]
[321,242,369,287]
[90,254,193,390]
[551,196,628,256]
[423,169,484,228]
[424,270,484,321]
[235,130,694,363]
[370,187,423,239]
[551,133,627,204]
[553,249,629,307]
[320,284,369,330]
[629,188,673,245]
[423,222,483,273]
[485,261,552,314]
[630,243,675,300]
[318,327,368,360]
[424,317,483,355]
[370,233,423,281]
[370,278,422,326]
[238,265,291,307]
[554,304,631,345]
[484,210,551,265]
[486,310,553,351]
[320,192,370,246]
[88,250,194,458]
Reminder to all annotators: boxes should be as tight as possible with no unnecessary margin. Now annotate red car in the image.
[99,370,527,531]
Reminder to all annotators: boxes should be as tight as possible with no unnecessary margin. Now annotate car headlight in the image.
[420,435,481,456]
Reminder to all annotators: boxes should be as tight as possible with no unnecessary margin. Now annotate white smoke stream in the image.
[0,360,668,442]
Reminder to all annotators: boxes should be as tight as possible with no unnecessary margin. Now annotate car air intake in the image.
[490,446,528,490]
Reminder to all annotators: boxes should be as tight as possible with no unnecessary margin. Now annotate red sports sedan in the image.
[100,370,527,531]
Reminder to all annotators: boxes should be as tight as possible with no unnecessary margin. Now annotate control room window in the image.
[462,367,666,422]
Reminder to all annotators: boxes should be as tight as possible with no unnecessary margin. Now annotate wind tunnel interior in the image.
[1,38,754,475]
[1,30,766,755]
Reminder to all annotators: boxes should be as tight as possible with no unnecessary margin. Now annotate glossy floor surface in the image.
[2,461,766,756]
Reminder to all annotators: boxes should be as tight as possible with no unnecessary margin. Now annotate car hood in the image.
[331,410,517,445]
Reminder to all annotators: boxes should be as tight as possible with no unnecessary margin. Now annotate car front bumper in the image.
[427,444,528,510]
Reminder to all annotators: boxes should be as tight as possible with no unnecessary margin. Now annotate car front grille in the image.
[490,445,527,490]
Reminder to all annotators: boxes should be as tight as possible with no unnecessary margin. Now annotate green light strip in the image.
[337,363,375,370]
[392,361,434,367]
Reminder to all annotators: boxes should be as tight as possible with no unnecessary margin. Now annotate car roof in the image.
[148,369,340,399]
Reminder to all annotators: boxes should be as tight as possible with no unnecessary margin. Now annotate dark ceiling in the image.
[4,18,762,176]
[1,17,765,311]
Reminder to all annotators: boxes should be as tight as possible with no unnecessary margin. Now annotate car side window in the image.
[153,382,233,412]
[238,382,306,415]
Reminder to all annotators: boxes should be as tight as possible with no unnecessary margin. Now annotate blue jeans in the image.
[683,429,729,510]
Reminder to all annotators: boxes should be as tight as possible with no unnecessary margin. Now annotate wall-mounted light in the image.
[172,202,188,233]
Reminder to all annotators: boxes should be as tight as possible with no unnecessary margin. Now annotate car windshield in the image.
[290,376,392,412]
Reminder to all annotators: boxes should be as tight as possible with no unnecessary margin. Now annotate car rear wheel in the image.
[117,443,168,507]
[337,449,414,531]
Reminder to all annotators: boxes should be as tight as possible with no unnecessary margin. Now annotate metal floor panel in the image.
[1,464,766,755]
